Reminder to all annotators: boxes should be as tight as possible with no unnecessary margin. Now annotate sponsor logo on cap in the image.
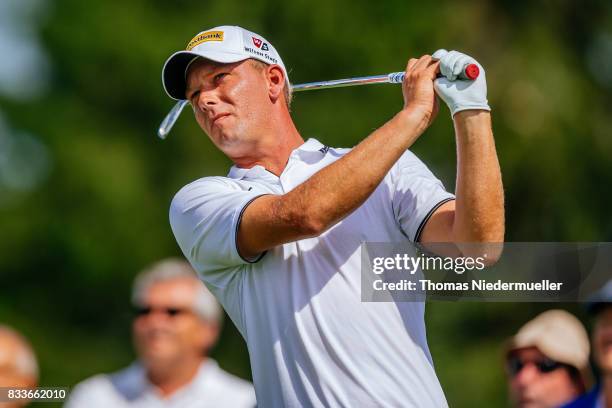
[243,46,278,64]
[251,37,270,51]
[186,31,224,50]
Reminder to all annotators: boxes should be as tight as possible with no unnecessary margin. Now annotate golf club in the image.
[157,63,479,139]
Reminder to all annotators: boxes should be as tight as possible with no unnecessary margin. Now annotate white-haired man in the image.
[0,325,38,408]
[164,25,504,407]
[66,258,255,408]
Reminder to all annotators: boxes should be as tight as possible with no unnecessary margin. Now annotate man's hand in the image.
[401,55,440,129]
[432,50,491,117]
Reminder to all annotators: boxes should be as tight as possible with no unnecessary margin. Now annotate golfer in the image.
[163,25,504,407]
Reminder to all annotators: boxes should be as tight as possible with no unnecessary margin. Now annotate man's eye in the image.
[214,73,228,82]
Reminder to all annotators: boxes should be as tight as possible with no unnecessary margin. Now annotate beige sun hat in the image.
[506,309,591,388]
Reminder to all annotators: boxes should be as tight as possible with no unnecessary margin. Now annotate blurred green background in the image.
[1,0,611,406]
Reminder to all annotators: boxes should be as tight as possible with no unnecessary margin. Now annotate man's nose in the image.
[515,363,538,386]
[195,89,218,112]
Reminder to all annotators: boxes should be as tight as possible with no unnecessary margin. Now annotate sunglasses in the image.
[506,355,567,376]
[133,306,191,318]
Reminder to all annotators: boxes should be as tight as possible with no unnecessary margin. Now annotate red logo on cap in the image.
[252,37,262,48]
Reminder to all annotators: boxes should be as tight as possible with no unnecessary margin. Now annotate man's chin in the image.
[137,344,180,364]
[208,131,238,150]
[141,353,182,370]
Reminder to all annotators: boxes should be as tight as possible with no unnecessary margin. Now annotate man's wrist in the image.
[449,104,491,118]
[453,109,491,124]
[453,110,493,143]
[396,107,431,135]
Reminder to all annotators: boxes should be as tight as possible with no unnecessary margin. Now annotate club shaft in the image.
[292,72,405,92]
[157,64,478,139]
[157,72,403,139]
[292,62,478,91]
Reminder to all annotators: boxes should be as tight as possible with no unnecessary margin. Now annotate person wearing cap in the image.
[164,25,504,406]
[563,280,612,408]
[504,309,591,408]
[65,258,256,408]
[0,325,38,408]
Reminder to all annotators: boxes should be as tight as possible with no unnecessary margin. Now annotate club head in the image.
[158,99,189,139]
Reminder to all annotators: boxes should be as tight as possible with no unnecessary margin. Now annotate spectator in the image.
[0,325,38,408]
[66,258,255,407]
[564,280,612,407]
[505,309,591,408]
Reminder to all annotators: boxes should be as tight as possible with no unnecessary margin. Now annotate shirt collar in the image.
[191,358,220,388]
[297,137,327,153]
[227,138,328,180]
[227,164,271,180]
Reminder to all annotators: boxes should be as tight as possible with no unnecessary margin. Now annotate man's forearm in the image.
[279,108,430,233]
[452,111,505,243]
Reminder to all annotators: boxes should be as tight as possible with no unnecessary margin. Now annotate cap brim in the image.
[162,50,248,100]
[506,334,570,366]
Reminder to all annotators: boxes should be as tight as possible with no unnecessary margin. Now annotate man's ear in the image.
[266,65,285,103]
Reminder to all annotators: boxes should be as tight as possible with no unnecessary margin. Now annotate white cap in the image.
[162,25,289,100]
[506,309,592,388]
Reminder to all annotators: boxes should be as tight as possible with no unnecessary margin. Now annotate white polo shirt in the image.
[65,359,256,408]
[170,138,454,407]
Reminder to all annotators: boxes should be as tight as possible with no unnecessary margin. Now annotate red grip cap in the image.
[465,64,480,80]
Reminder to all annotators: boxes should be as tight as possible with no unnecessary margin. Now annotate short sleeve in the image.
[390,150,455,242]
[169,177,265,285]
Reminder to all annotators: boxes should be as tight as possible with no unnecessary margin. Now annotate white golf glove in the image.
[433,49,491,117]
